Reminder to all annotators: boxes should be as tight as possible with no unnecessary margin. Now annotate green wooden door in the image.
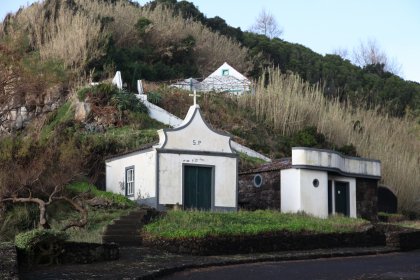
[184,166,212,210]
[334,181,349,216]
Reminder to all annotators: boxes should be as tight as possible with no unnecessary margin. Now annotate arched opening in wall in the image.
[378,185,398,213]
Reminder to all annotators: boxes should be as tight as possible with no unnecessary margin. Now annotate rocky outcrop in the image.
[0,80,66,134]
[74,101,91,122]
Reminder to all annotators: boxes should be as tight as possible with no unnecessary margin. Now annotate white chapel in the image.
[105,96,238,211]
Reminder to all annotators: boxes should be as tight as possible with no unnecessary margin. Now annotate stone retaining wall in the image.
[399,230,420,251]
[17,242,119,270]
[0,242,19,280]
[143,229,386,256]
[373,224,420,250]
[60,242,119,264]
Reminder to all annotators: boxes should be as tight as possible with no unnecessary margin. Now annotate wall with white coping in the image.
[230,141,271,162]
[137,94,183,127]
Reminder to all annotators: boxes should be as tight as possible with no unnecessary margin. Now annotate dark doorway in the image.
[184,165,212,210]
[335,181,349,216]
[328,180,332,215]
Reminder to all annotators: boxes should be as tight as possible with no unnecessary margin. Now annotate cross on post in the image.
[189,90,201,106]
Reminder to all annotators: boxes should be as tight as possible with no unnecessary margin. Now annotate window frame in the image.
[125,166,135,197]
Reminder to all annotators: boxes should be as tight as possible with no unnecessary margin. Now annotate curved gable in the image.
[156,105,233,154]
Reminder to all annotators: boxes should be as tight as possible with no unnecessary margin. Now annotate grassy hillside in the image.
[1,0,250,88]
[161,0,420,118]
[0,0,418,220]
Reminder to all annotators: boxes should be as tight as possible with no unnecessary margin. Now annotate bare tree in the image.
[332,47,350,60]
[352,38,402,75]
[250,9,283,39]
[0,143,88,231]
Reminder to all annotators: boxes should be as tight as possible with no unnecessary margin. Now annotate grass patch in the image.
[143,210,369,239]
[66,182,136,208]
[393,220,420,230]
[378,212,405,223]
[77,126,159,154]
[238,152,267,171]
[40,101,73,140]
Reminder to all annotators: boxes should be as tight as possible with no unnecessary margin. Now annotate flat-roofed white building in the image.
[282,147,381,219]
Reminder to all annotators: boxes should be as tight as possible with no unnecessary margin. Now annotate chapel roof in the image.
[239,158,292,175]
[105,141,158,161]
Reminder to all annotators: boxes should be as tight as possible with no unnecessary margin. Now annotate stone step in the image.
[101,208,155,247]
[106,224,142,231]
[117,215,143,222]
[111,220,143,226]
[102,235,142,246]
[103,228,141,235]
[123,211,146,218]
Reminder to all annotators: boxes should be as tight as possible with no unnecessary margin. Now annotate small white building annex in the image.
[281,148,381,219]
[105,102,238,211]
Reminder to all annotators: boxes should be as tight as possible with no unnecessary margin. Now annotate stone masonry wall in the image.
[0,242,19,280]
[239,170,280,210]
[60,242,119,264]
[143,228,385,255]
[356,178,378,221]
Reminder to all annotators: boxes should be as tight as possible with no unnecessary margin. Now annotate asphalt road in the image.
[161,251,420,280]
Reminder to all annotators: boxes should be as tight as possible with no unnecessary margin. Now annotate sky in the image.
[1,0,419,83]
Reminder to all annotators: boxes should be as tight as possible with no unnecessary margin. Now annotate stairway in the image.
[102,208,147,246]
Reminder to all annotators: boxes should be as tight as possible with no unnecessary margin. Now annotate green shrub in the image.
[66,182,136,208]
[77,83,147,113]
[147,91,162,105]
[15,229,68,266]
[291,126,326,148]
[0,205,39,242]
[135,17,152,35]
[110,90,148,113]
[77,87,91,101]
[336,144,358,157]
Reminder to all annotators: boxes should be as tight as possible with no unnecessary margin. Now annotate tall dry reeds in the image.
[73,0,251,75]
[2,0,250,75]
[239,68,420,212]
[3,0,105,70]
